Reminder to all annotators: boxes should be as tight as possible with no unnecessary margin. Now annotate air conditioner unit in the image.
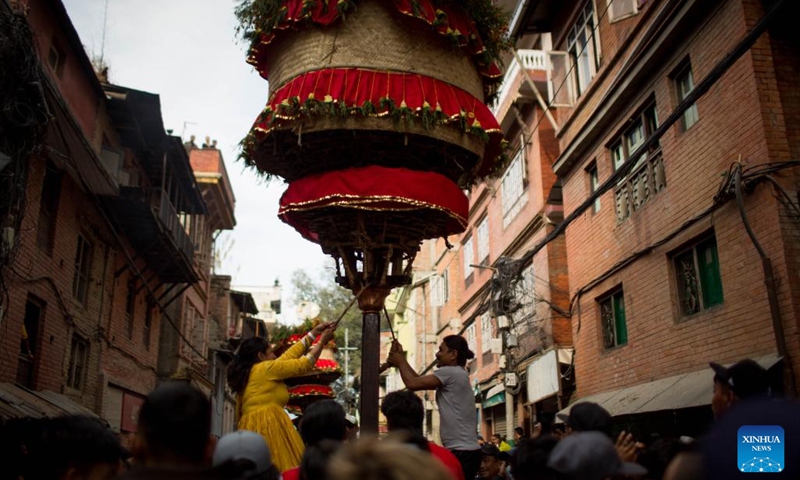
[490,338,503,354]
[497,315,510,329]
[506,334,518,348]
[498,354,507,369]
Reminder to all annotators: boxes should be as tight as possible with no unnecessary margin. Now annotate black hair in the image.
[511,436,560,480]
[636,436,684,480]
[138,381,211,464]
[299,399,347,446]
[21,415,127,480]
[300,440,341,480]
[381,391,424,434]
[538,412,555,435]
[442,335,475,367]
[514,427,524,436]
[228,337,270,394]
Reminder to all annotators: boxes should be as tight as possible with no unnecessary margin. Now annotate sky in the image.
[62,0,331,323]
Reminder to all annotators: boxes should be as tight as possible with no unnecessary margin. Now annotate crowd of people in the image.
[2,329,799,480]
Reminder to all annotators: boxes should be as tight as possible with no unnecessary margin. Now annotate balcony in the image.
[614,149,666,223]
[492,49,549,122]
[103,187,199,283]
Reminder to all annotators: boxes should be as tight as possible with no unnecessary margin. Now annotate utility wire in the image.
[418,0,790,376]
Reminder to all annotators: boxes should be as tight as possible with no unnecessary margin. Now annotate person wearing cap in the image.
[556,402,613,438]
[709,358,769,419]
[226,322,336,472]
[557,402,643,463]
[477,444,510,480]
[386,335,481,480]
[547,431,647,480]
[213,431,280,480]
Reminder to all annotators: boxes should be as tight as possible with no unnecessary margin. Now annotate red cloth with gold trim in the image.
[278,166,468,243]
[249,68,503,176]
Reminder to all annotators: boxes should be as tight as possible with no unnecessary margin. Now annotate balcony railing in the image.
[492,49,547,116]
[152,188,196,262]
[614,149,666,222]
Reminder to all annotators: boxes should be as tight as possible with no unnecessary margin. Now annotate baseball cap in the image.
[556,402,613,436]
[548,431,647,480]
[709,359,769,399]
[213,430,272,474]
[481,443,511,462]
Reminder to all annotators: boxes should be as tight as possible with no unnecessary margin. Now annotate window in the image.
[125,279,136,339]
[143,302,153,350]
[608,0,638,22]
[463,236,474,283]
[17,296,44,388]
[37,162,62,253]
[72,235,92,305]
[501,148,528,226]
[466,323,477,357]
[66,334,88,390]
[442,269,449,303]
[518,264,537,323]
[611,102,666,221]
[599,288,627,349]
[568,1,600,97]
[673,235,723,316]
[674,63,699,130]
[182,304,196,356]
[481,313,493,353]
[47,38,66,77]
[477,216,490,263]
[587,162,601,213]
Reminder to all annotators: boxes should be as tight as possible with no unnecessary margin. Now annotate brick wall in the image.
[555,0,800,398]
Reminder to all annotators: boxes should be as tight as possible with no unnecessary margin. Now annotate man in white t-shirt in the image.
[386,335,481,480]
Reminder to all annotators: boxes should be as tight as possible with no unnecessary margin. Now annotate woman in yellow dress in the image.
[227,322,335,472]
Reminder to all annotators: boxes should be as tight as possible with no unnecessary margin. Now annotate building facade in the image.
[540,0,799,435]
[0,0,209,445]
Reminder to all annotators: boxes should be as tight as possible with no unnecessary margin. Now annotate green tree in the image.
[289,268,363,375]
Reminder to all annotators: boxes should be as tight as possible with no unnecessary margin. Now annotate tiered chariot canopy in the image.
[237,0,510,293]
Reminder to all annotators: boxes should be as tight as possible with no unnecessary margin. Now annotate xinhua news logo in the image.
[738,425,785,473]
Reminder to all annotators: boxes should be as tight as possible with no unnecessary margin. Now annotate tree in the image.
[289,268,363,377]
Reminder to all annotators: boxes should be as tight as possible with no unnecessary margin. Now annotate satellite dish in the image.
[296,301,321,321]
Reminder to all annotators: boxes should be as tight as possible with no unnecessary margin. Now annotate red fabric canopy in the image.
[250,67,503,175]
[279,166,469,243]
[246,0,501,83]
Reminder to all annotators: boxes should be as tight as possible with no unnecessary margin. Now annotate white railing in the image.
[492,49,547,115]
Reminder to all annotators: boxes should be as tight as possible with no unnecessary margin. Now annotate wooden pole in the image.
[356,286,390,434]
[360,311,381,433]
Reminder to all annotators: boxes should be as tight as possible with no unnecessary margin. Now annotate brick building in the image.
[208,274,258,436]
[0,0,210,443]
[157,140,237,413]
[534,0,799,436]
[385,9,574,439]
